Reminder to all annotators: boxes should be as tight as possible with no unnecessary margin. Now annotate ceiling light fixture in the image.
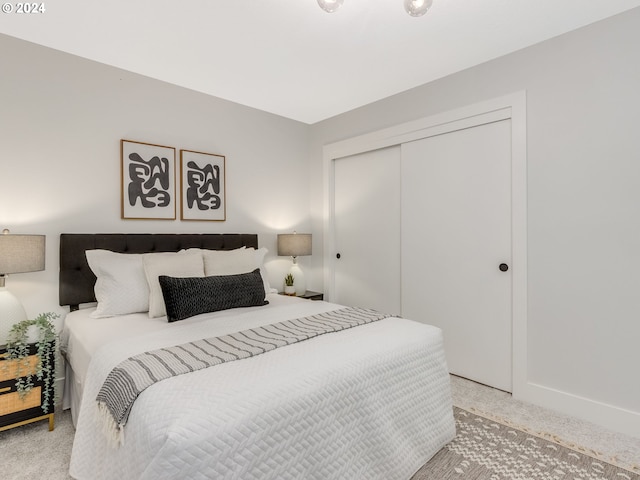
[317,0,344,13]
[404,0,433,17]
[317,0,433,17]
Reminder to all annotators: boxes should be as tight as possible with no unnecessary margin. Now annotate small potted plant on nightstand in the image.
[284,273,296,296]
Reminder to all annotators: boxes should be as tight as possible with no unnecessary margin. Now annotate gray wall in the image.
[0,34,313,319]
[309,8,640,435]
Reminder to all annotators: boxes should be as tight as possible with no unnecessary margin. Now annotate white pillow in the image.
[143,251,205,318]
[254,247,272,295]
[86,250,149,318]
[202,247,253,276]
[202,247,270,297]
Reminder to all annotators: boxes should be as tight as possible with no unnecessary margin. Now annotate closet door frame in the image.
[322,91,528,398]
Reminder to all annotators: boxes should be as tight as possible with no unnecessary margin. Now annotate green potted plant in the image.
[3,312,59,414]
[284,273,296,295]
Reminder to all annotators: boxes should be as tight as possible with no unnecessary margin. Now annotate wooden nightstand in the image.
[0,342,55,432]
[280,290,324,301]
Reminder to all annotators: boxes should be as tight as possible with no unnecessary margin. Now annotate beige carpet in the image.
[0,409,74,479]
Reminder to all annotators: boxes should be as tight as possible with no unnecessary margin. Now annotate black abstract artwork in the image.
[180,150,226,221]
[121,140,176,220]
[186,161,221,210]
[128,153,171,208]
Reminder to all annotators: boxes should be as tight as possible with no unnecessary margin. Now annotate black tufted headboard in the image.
[59,233,259,310]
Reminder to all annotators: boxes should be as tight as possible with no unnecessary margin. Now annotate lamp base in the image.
[0,287,28,345]
[289,263,306,296]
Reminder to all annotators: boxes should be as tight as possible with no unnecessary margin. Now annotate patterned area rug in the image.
[413,407,640,480]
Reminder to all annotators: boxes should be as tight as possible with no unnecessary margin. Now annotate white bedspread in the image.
[68,297,455,480]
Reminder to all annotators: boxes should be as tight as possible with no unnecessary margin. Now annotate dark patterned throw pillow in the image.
[159,269,268,322]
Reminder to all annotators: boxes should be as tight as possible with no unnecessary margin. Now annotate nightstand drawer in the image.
[0,354,39,382]
[0,385,41,415]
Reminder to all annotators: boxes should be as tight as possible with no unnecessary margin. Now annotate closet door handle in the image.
[336,253,341,259]
[499,263,509,272]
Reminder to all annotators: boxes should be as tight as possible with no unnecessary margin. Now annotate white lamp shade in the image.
[0,234,45,274]
[277,234,312,257]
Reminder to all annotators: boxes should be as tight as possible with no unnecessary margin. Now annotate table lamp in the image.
[0,229,46,344]
[277,232,312,296]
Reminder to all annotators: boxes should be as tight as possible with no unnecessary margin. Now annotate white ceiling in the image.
[2,0,639,124]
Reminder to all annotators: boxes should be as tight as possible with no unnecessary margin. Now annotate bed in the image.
[59,233,455,480]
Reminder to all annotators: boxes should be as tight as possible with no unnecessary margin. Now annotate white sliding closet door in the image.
[333,146,401,316]
[401,120,513,392]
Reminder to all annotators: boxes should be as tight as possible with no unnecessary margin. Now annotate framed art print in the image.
[180,149,226,221]
[121,139,176,220]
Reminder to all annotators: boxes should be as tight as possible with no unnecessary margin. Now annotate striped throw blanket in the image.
[96,307,391,446]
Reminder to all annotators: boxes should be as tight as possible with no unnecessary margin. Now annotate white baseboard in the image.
[514,381,640,439]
